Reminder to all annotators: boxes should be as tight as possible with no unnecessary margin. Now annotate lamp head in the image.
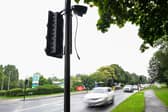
[72,5,87,17]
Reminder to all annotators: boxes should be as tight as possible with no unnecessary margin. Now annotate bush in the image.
[26,85,64,95]
[1,85,64,96]
[0,90,7,96]
[6,88,24,96]
[26,88,36,95]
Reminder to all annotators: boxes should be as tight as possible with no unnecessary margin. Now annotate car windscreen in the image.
[91,88,108,93]
[124,85,132,88]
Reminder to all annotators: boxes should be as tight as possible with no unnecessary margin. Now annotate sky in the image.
[0,0,157,79]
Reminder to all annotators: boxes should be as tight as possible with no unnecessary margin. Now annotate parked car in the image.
[83,87,115,106]
[123,85,134,92]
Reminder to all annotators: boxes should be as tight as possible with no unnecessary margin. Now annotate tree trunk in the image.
[1,78,4,90]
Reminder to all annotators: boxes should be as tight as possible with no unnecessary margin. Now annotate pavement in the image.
[145,90,168,112]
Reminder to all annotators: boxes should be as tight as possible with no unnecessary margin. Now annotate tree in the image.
[18,79,24,88]
[80,75,95,90]
[71,76,83,90]
[148,56,160,83]
[39,75,50,86]
[0,65,5,90]
[148,42,168,85]
[110,64,126,83]
[3,65,19,90]
[139,75,147,84]
[75,0,168,51]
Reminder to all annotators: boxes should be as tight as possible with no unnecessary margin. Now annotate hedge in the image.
[0,90,7,96]
[6,88,24,96]
[31,85,64,95]
[0,85,64,96]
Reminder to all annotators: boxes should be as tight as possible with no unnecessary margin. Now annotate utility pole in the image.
[64,0,71,112]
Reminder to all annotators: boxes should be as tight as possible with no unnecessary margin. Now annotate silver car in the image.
[83,87,115,106]
[123,85,134,92]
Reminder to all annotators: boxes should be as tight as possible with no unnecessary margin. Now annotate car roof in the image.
[93,87,111,90]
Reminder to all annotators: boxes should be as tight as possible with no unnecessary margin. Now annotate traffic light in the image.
[25,79,28,86]
[45,11,64,58]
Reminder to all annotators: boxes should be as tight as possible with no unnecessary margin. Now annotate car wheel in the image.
[110,97,114,105]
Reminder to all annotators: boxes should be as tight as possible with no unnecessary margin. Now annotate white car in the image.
[83,87,115,106]
[123,85,134,92]
[133,85,138,90]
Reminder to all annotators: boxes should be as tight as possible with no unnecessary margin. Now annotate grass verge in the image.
[111,91,144,112]
[153,88,168,107]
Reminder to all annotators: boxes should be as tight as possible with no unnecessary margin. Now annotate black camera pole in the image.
[64,0,71,112]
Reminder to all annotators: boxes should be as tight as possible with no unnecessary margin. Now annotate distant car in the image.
[123,85,133,92]
[83,87,115,106]
[115,85,122,90]
[76,86,85,91]
[133,85,138,90]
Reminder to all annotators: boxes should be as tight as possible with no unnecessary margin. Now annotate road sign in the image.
[32,73,40,88]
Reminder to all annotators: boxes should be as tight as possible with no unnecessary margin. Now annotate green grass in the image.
[111,91,144,112]
[153,88,168,107]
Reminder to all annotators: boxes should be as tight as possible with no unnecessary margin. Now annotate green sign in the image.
[32,74,40,88]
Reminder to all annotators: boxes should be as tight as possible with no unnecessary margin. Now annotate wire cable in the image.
[74,14,80,60]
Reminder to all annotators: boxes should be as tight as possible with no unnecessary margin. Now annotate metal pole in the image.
[23,79,27,101]
[23,85,26,101]
[64,0,71,112]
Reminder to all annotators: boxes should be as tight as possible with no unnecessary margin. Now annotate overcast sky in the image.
[0,0,157,79]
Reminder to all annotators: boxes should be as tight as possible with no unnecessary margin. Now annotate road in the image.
[0,90,135,112]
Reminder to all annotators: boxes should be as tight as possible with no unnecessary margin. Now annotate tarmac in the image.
[145,90,168,112]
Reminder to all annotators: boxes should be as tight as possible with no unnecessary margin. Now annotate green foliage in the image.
[0,65,5,90]
[18,80,24,88]
[71,76,83,90]
[0,90,7,96]
[3,65,19,89]
[6,88,23,96]
[77,64,147,90]
[148,42,168,85]
[27,85,64,95]
[112,91,144,112]
[80,75,95,90]
[0,85,64,96]
[75,0,168,51]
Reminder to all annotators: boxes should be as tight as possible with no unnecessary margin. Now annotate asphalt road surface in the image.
[0,90,136,112]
